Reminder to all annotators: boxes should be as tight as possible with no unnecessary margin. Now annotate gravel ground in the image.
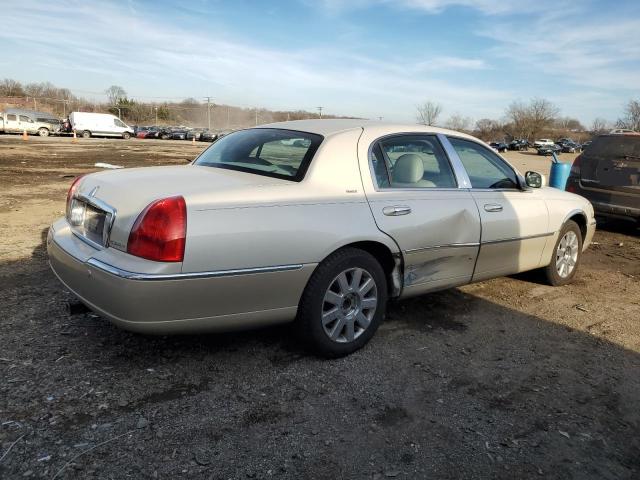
[1,136,639,479]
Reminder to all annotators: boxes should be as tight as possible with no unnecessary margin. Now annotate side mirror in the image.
[525,171,545,188]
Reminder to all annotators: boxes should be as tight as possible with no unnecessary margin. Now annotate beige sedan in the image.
[48,120,596,357]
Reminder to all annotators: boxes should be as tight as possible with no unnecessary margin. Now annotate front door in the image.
[446,136,551,281]
[359,132,481,296]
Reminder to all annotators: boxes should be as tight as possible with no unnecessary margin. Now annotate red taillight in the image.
[570,154,581,175]
[66,176,84,217]
[127,196,187,262]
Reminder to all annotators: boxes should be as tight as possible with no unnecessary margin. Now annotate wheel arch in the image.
[315,240,403,298]
[564,209,588,240]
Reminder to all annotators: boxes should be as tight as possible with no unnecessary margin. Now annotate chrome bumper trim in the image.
[86,258,304,281]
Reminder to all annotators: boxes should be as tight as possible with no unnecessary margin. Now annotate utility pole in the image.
[155,106,158,125]
[227,106,230,129]
[255,108,258,126]
[317,106,323,118]
[204,96,212,130]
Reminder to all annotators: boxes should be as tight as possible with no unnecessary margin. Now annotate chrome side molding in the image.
[86,258,304,281]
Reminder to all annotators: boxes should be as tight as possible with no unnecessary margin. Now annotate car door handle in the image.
[484,203,503,212]
[383,206,412,216]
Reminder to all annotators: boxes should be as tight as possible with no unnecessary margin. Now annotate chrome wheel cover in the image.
[556,231,579,278]
[321,267,377,343]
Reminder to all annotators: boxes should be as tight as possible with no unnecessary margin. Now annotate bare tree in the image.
[505,98,559,140]
[474,118,500,141]
[528,98,559,140]
[105,85,127,105]
[416,100,442,126]
[505,101,530,139]
[616,99,640,132]
[0,78,25,96]
[555,117,584,132]
[445,114,472,132]
[590,117,608,135]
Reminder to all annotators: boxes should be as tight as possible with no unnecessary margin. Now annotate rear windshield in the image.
[587,135,640,158]
[194,128,323,181]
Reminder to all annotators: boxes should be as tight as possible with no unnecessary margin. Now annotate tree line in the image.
[0,79,352,129]
[417,97,640,142]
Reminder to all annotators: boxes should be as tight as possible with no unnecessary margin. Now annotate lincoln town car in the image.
[48,120,596,357]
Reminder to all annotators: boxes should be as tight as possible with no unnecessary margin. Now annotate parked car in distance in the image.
[534,138,555,147]
[0,108,60,136]
[610,128,636,134]
[69,112,134,139]
[566,133,640,223]
[48,120,596,357]
[170,129,188,140]
[508,139,528,151]
[561,142,582,153]
[489,141,508,152]
[199,130,220,142]
[537,144,562,156]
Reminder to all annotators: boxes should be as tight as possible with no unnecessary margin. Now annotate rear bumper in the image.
[47,220,313,334]
[566,178,640,221]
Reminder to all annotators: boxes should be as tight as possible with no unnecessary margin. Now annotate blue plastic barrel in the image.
[549,162,571,190]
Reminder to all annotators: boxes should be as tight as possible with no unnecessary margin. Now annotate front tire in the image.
[295,248,388,358]
[122,132,131,139]
[544,220,582,286]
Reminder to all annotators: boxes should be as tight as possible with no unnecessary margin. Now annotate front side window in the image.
[6,114,17,121]
[372,135,457,188]
[194,128,323,181]
[19,115,33,123]
[448,137,519,189]
[114,119,126,127]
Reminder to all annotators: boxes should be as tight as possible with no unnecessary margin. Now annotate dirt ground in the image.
[1,135,639,479]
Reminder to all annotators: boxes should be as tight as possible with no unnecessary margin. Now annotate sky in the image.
[1,0,639,125]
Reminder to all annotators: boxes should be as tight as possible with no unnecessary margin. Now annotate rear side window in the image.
[448,137,518,189]
[6,114,16,121]
[194,128,323,182]
[372,135,457,188]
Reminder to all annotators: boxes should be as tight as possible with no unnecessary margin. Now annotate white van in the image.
[69,112,134,139]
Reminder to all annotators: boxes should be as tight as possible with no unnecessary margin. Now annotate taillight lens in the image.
[66,176,84,218]
[570,154,581,175]
[127,196,187,262]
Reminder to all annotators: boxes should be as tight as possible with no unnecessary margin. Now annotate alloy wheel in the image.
[556,231,579,278]
[321,267,377,343]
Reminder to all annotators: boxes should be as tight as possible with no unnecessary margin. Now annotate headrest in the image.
[394,154,424,183]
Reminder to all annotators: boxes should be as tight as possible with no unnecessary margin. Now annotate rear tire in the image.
[82,130,91,139]
[295,247,387,358]
[38,128,49,137]
[543,220,582,286]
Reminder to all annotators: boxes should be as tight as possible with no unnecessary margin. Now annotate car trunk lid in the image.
[72,165,289,252]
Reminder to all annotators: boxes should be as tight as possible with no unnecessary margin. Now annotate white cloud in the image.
[0,0,506,121]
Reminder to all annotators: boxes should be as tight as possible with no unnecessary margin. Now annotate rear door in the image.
[4,114,20,132]
[358,131,481,296]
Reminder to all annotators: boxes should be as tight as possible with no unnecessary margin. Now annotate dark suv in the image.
[566,134,640,223]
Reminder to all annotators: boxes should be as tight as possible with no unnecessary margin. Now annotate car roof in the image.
[257,119,478,140]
